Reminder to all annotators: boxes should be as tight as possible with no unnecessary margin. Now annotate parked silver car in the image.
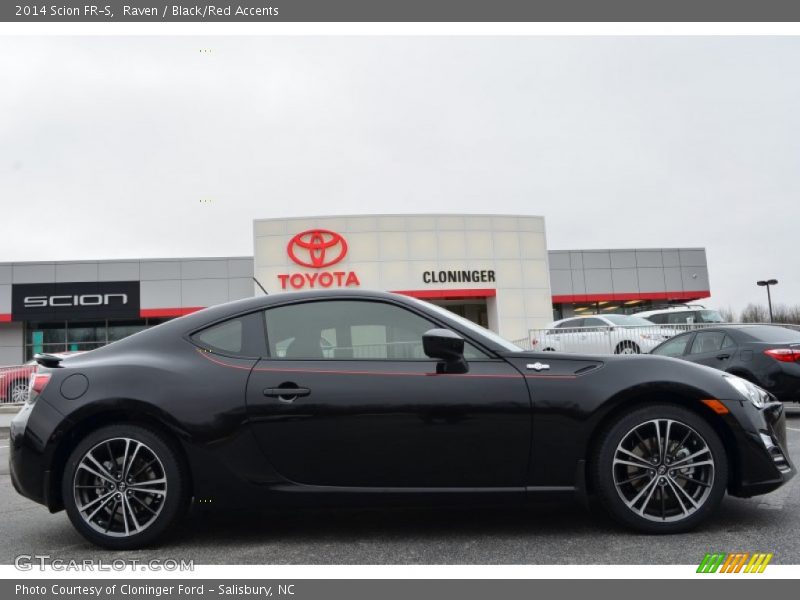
[535,314,678,354]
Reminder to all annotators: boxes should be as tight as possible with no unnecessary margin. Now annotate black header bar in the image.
[4,1,800,22]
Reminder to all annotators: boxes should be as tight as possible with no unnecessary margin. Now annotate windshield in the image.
[603,314,655,327]
[739,325,800,343]
[407,297,522,352]
[697,310,725,323]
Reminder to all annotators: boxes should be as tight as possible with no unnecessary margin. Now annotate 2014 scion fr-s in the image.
[9,290,794,548]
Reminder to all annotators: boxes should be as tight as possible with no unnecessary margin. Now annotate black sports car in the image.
[650,325,800,404]
[9,290,795,548]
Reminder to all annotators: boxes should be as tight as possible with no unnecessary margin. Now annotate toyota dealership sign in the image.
[277,229,361,290]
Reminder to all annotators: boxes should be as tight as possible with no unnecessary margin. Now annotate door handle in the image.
[263,386,311,402]
[716,353,730,360]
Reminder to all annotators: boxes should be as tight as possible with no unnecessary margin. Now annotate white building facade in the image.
[253,214,553,344]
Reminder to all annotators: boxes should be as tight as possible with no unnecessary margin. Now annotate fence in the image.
[0,364,36,405]
[521,322,800,355]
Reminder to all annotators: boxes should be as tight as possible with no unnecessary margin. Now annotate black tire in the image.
[615,341,641,354]
[543,347,556,352]
[62,424,188,549]
[592,404,727,534]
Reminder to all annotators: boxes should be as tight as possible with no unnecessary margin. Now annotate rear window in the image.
[193,319,243,353]
[739,326,800,343]
[191,312,266,357]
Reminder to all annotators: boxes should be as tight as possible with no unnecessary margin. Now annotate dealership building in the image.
[0,214,710,366]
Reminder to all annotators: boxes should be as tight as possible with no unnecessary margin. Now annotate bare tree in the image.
[718,306,736,322]
[739,303,770,323]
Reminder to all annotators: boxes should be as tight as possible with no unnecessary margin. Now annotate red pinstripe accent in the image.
[0,314,11,323]
[524,375,577,379]
[196,349,523,378]
[393,289,496,300]
[141,307,204,318]
[551,290,710,304]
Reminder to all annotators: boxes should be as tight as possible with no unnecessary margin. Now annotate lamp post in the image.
[756,279,778,323]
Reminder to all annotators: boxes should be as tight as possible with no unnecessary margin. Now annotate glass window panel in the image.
[26,322,66,345]
[689,331,726,355]
[652,334,691,357]
[107,320,148,342]
[193,319,243,354]
[264,300,487,361]
[67,321,106,344]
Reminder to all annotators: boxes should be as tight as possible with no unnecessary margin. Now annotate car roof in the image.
[636,306,704,316]
[76,289,517,356]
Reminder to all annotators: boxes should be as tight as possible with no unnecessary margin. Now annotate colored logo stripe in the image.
[697,553,773,573]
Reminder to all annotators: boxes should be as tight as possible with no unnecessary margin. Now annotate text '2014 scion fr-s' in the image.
[9,290,795,548]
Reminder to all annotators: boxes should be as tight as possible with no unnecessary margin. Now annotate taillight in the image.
[27,372,51,403]
[763,348,800,363]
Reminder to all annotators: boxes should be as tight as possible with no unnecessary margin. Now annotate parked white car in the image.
[534,314,679,354]
[634,304,726,325]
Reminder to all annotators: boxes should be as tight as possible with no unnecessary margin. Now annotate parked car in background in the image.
[0,360,37,404]
[650,325,800,404]
[0,352,85,405]
[635,304,726,326]
[536,314,677,354]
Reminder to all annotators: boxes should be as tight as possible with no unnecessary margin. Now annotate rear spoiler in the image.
[34,353,64,368]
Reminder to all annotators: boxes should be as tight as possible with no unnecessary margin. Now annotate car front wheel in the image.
[62,424,188,549]
[592,404,727,533]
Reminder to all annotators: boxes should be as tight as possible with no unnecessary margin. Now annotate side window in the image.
[264,300,489,360]
[194,319,242,353]
[557,318,583,330]
[191,313,266,357]
[667,312,695,324]
[689,331,726,355]
[652,334,691,357]
[722,335,736,349]
[582,317,606,331]
[646,314,667,324]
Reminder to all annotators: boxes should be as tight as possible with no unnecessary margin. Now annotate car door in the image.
[581,317,611,353]
[245,298,532,489]
[553,318,584,353]
[687,330,735,370]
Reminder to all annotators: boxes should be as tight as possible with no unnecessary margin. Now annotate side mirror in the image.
[423,328,468,374]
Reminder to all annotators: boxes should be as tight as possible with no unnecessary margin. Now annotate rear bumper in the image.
[9,399,66,510]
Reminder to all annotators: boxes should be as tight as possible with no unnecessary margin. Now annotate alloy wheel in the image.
[73,437,167,537]
[612,419,715,522]
[9,381,29,404]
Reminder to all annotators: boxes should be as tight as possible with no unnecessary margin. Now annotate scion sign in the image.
[11,281,141,321]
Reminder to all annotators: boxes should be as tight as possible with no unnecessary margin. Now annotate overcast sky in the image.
[1,36,797,312]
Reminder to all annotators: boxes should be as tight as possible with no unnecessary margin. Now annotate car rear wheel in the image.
[7,379,29,404]
[615,341,641,354]
[592,404,727,533]
[62,424,188,549]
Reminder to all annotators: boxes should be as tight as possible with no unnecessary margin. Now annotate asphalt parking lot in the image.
[1,408,799,565]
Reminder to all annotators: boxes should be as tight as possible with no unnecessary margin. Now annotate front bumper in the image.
[727,399,795,497]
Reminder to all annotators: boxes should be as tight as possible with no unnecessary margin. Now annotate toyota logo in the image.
[287,229,349,268]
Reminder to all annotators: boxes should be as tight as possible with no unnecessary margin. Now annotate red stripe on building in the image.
[551,290,710,304]
[140,307,204,318]
[0,314,11,323]
[393,289,497,300]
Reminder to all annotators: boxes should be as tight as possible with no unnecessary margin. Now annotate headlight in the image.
[640,333,667,341]
[722,375,768,408]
